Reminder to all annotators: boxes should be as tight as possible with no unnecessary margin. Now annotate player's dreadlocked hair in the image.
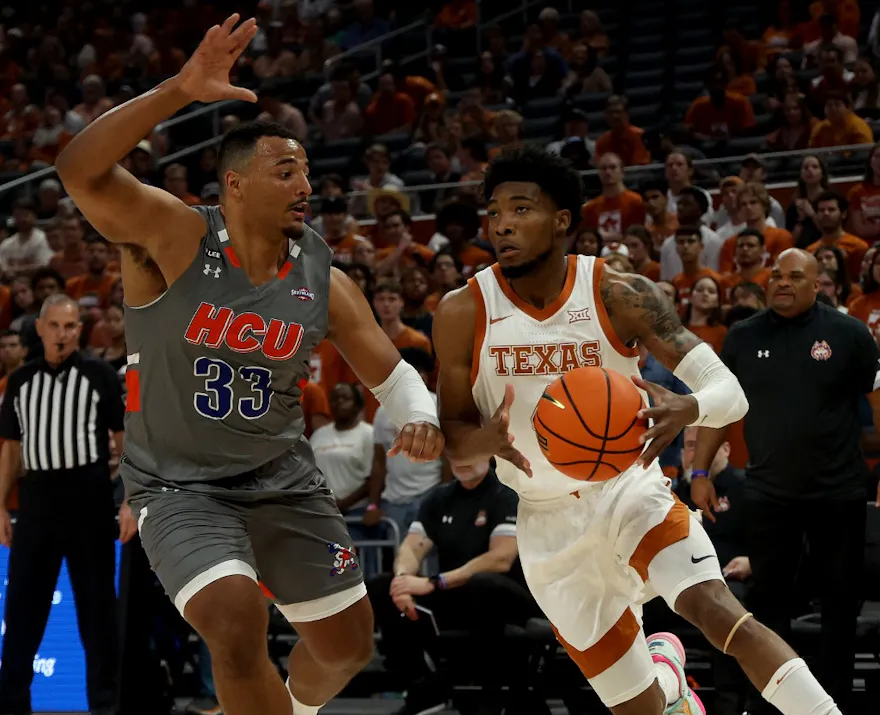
[482,147,584,233]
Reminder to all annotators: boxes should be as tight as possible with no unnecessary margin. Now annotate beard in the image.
[283,224,305,240]
[499,246,554,280]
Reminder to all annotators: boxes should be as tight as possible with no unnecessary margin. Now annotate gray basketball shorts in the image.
[123,453,365,622]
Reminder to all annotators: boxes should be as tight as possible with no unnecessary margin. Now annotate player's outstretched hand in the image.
[691,476,721,523]
[486,384,532,477]
[632,376,699,468]
[175,14,259,104]
[388,422,445,463]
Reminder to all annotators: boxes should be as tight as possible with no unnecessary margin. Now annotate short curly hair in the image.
[482,147,584,233]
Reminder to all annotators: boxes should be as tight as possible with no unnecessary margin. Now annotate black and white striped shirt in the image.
[0,352,124,472]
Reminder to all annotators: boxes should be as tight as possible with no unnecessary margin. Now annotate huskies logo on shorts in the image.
[328,542,359,576]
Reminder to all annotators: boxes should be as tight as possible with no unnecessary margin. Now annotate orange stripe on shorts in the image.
[259,581,276,600]
[125,370,141,412]
[552,607,641,679]
[628,496,690,582]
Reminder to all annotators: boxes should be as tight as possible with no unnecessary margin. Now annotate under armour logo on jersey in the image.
[204,264,222,278]
[442,515,453,524]
[757,350,770,358]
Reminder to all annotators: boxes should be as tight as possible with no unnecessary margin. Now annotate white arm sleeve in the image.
[369,359,439,429]
[672,342,749,428]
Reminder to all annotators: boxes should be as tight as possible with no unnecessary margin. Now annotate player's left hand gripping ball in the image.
[631,376,699,468]
[388,422,446,463]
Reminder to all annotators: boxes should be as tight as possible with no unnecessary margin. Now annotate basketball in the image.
[532,367,648,482]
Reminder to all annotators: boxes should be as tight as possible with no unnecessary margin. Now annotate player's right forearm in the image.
[692,426,728,475]
[56,78,192,184]
[0,441,22,505]
[442,420,493,463]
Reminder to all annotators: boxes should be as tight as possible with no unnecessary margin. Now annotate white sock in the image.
[653,660,682,705]
[761,658,842,715]
[286,677,323,715]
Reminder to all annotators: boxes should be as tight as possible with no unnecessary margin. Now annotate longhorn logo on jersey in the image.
[489,340,602,376]
[184,302,305,361]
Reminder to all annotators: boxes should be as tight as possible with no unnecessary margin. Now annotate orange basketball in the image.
[532,366,648,482]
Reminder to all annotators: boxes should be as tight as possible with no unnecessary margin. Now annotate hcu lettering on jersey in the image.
[184,302,304,361]
[489,340,602,376]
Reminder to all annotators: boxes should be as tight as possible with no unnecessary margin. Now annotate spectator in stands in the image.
[718,18,766,73]
[537,7,571,57]
[814,244,859,306]
[850,250,880,333]
[367,461,530,715]
[413,94,448,146]
[694,249,878,715]
[474,51,509,105]
[664,150,713,219]
[30,105,73,165]
[309,63,373,125]
[399,268,434,339]
[764,55,802,114]
[719,183,794,273]
[366,346,444,537]
[36,179,63,220]
[1,84,39,141]
[382,60,438,113]
[671,226,724,310]
[256,85,308,143]
[489,110,525,159]
[317,75,363,141]
[817,267,850,311]
[577,10,610,57]
[425,45,464,94]
[457,136,489,187]
[787,154,830,247]
[766,92,816,152]
[457,92,495,142]
[126,140,155,185]
[545,108,594,160]
[65,236,116,308]
[375,212,434,276]
[642,179,678,251]
[581,152,645,243]
[8,278,36,334]
[421,144,460,214]
[372,280,433,357]
[508,44,567,105]
[344,262,376,301]
[72,75,114,126]
[724,229,772,297]
[425,250,464,312]
[163,163,200,206]
[659,186,722,280]
[561,42,611,95]
[340,0,391,51]
[296,16,340,74]
[593,95,651,167]
[809,46,854,115]
[685,65,757,144]
[848,143,880,241]
[92,303,126,372]
[762,0,802,56]
[604,253,633,273]
[365,70,417,136]
[50,215,87,280]
[0,198,52,280]
[351,144,404,216]
[684,275,727,352]
[622,225,660,281]
[200,183,220,207]
[369,185,412,223]
[353,241,377,273]
[428,199,492,275]
[851,58,880,121]
[806,191,869,279]
[0,330,24,385]
[736,155,787,227]
[713,176,746,240]
[804,13,859,66]
[729,280,766,310]
[321,197,367,264]
[434,0,478,31]
[300,379,332,440]
[253,22,297,79]
[810,90,874,147]
[719,49,757,96]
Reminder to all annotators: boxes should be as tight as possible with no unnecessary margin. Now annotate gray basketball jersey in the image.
[121,205,332,485]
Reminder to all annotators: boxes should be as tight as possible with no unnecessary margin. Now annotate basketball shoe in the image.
[647,632,706,715]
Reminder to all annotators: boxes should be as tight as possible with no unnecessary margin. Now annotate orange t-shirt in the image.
[50,252,88,281]
[66,272,118,307]
[582,190,646,239]
[424,291,445,313]
[362,326,432,422]
[685,93,756,138]
[718,226,793,273]
[848,291,880,335]
[806,233,869,282]
[364,93,416,136]
[594,126,651,166]
[722,268,771,301]
[716,41,766,73]
[848,182,880,235]
[0,286,11,330]
[301,381,331,438]
[376,242,436,271]
[688,324,728,354]
[455,243,495,274]
[672,268,724,309]
[635,260,661,282]
[809,113,874,149]
[806,0,860,40]
[728,75,757,96]
[325,233,366,264]
[434,0,478,28]
[648,214,679,249]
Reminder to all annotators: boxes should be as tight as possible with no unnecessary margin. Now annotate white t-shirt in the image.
[711,199,784,232]
[373,395,443,504]
[659,225,723,281]
[0,230,53,273]
[715,215,778,243]
[310,421,374,505]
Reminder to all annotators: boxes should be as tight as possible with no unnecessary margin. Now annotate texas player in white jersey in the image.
[434,149,844,715]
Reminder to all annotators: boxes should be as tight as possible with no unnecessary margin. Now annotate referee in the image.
[693,249,879,714]
[0,294,127,715]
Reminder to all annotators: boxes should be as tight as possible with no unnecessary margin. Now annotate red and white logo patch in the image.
[291,287,315,301]
[810,340,832,361]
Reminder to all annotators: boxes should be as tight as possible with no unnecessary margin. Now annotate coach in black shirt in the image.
[693,249,879,714]
[0,294,129,715]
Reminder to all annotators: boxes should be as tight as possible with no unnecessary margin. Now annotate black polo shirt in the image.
[409,469,519,577]
[0,352,124,473]
[721,302,879,501]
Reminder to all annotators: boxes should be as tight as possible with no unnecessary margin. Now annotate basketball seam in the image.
[549,458,632,468]
[535,414,644,455]
[560,371,611,481]
[606,410,641,441]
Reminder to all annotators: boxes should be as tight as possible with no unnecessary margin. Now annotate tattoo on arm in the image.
[600,270,702,364]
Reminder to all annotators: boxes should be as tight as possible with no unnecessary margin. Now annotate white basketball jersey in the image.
[470,255,643,501]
